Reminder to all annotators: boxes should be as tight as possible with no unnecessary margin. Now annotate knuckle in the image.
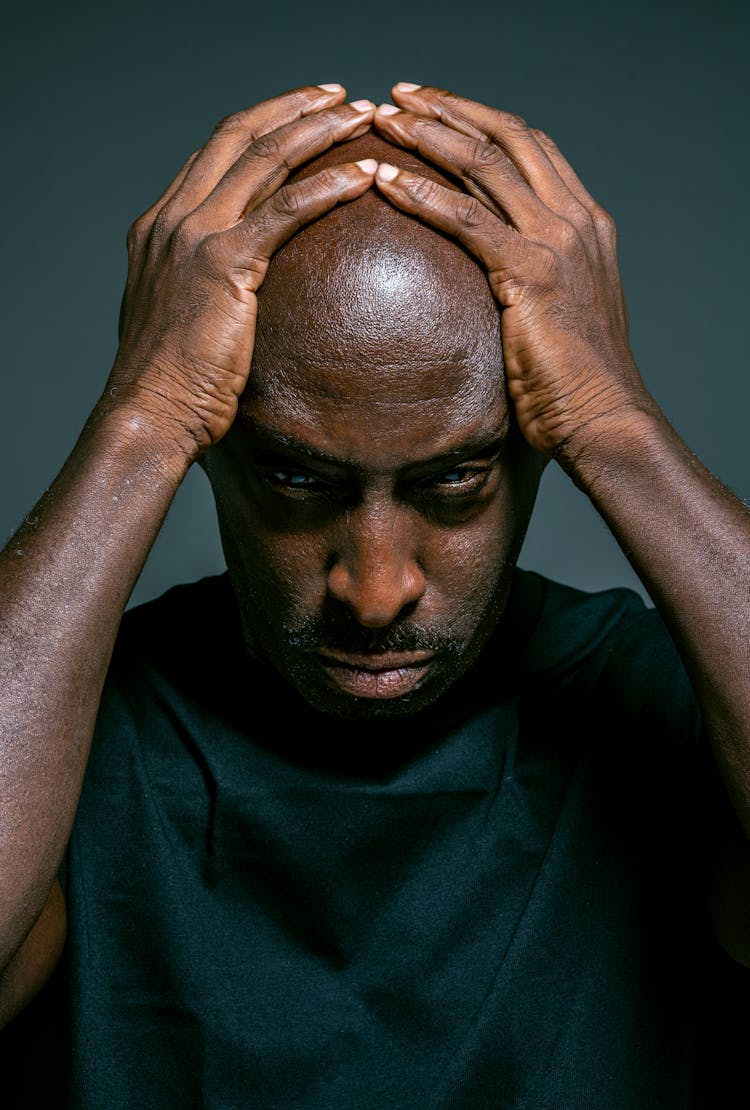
[126,214,149,252]
[497,110,528,133]
[431,86,455,107]
[280,87,312,111]
[556,219,581,251]
[279,85,323,111]
[592,202,616,237]
[472,140,505,170]
[249,129,286,164]
[213,110,249,135]
[194,232,224,272]
[456,195,487,233]
[149,206,174,246]
[409,176,446,211]
[171,212,203,251]
[435,91,483,135]
[532,128,555,149]
[301,110,334,147]
[270,184,306,223]
[316,165,348,190]
[310,108,339,142]
[213,111,262,148]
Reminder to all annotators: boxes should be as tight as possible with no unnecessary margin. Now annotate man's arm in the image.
[372,84,750,958]
[0,85,377,1024]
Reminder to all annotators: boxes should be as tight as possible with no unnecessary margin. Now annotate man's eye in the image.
[427,467,489,494]
[265,469,324,493]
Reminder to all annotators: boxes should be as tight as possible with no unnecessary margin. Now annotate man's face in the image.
[207,302,542,721]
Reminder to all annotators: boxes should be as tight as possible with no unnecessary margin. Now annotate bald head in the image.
[209,136,542,723]
[250,133,504,403]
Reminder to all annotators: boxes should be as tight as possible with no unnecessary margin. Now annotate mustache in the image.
[284,615,461,657]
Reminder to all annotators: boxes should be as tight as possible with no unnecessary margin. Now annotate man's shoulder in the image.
[506,567,650,678]
[120,572,238,639]
[118,571,240,654]
[507,568,699,743]
[104,572,249,711]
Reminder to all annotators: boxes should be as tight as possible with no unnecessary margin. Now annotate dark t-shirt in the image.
[2,570,747,1107]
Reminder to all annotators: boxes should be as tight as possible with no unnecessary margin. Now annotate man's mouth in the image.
[314,649,436,699]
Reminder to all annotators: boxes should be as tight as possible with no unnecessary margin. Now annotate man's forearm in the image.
[0,402,190,970]
[565,406,750,831]
[370,87,750,822]
[0,86,378,981]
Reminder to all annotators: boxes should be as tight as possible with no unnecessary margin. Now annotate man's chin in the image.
[287,659,463,722]
[297,684,444,722]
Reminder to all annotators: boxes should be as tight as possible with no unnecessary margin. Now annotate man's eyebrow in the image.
[238,415,511,471]
[240,423,356,468]
[406,428,511,473]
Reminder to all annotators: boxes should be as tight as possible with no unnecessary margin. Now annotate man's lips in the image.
[314,649,436,699]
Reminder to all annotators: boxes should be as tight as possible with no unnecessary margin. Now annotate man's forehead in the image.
[238,371,510,473]
[245,294,506,467]
[247,336,503,405]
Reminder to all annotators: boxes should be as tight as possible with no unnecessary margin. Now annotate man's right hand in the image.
[108,85,376,463]
[0,85,376,1026]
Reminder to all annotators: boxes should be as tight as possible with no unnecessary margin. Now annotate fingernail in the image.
[318,83,343,92]
[395,82,421,92]
[356,159,378,174]
[377,163,399,182]
[350,99,375,112]
[377,103,400,116]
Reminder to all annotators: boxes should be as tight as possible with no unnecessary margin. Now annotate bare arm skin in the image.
[0,84,377,1024]
[373,84,750,963]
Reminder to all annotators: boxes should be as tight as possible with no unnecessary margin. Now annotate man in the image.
[0,81,747,1106]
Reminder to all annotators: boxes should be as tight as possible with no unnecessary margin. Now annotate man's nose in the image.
[326,508,426,628]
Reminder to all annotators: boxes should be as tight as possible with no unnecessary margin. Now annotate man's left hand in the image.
[373,84,657,469]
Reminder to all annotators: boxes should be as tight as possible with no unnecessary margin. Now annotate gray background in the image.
[3,0,747,608]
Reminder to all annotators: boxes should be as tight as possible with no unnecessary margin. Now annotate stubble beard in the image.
[235,574,511,723]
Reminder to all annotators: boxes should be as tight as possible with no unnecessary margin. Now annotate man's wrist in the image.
[90,364,221,476]
[86,391,200,491]
[552,396,670,495]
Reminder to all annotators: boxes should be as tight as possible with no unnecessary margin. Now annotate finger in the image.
[387,85,587,221]
[532,128,620,278]
[211,160,378,287]
[391,82,499,141]
[191,100,376,228]
[121,149,202,334]
[166,84,348,218]
[373,163,523,302]
[127,149,200,249]
[374,106,549,235]
[530,128,599,212]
